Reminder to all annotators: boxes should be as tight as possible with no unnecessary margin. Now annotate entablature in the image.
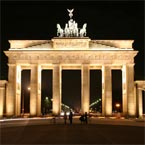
[5,50,138,65]
[135,81,145,90]
[8,38,134,50]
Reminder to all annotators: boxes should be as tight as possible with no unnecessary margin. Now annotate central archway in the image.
[62,70,81,113]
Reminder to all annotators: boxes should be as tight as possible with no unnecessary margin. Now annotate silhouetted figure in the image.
[52,115,56,124]
[64,112,67,124]
[84,112,88,124]
[79,114,85,124]
[69,111,73,124]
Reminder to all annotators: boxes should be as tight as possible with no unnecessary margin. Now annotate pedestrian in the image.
[69,110,73,124]
[52,115,56,124]
[79,114,85,124]
[84,112,88,124]
[64,112,67,124]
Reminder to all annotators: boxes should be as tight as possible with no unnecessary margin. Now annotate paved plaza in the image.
[0,117,145,144]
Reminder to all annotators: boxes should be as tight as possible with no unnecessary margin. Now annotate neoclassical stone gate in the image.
[135,81,145,118]
[2,38,138,117]
[1,9,143,118]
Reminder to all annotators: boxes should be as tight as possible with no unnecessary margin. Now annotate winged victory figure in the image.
[67,9,74,19]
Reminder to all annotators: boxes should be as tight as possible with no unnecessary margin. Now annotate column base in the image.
[0,115,4,119]
[124,115,136,119]
[6,115,16,118]
[104,115,112,117]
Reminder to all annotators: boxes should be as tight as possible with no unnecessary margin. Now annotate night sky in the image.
[1,1,144,112]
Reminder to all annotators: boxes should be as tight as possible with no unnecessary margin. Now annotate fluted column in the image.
[30,65,37,116]
[137,89,143,118]
[127,64,136,117]
[0,81,7,117]
[0,88,5,117]
[6,64,16,116]
[52,64,61,115]
[81,64,90,113]
[102,65,112,116]
[15,65,21,116]
[122,65,128,116]
[37,65,41,116]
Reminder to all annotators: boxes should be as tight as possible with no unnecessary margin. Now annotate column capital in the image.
[53,63,60,65]
[101,65,113,71]
[127,63,135,67]
[0,80,7,88]
[7,64,16,67]
[82,63,90,65]
[30,64,38,67]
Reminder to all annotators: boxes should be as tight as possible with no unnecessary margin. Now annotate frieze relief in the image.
[9,53,134,60]
[52,38,90,49]
[53,41,88,48]
[8,52,135,64]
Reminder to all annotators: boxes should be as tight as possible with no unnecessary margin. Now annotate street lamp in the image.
[115,103,120,112]
[22,87,30,116]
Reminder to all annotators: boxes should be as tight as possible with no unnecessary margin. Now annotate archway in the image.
[41,70,52,115]
[90,70,102,114]
[112,70,122,114]
[21,70,30,114]
[62,70,81,113]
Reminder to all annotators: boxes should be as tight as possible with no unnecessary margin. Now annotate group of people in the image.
[64,111,73,124]
[63,111,88,125]
[79,112,88,124]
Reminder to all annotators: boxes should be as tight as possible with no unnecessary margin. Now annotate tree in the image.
[44,96,51,114]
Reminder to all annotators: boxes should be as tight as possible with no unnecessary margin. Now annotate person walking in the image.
[84,112,88,124]
[79,114,85,124]
[69,110,73,124]
[64,112,67,124]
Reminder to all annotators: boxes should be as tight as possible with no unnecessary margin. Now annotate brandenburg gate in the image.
[1,9,144,118]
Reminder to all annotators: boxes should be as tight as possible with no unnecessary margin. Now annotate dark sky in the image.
[1,1,144,110]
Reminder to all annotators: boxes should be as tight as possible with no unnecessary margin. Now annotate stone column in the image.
[15,65,21,116]
[0,81,7,117]
[30,65,37,116]
[81,64,90,114]
[137,89,143,118]
[52,64,61,115]
[37,65,41,116]
[102,65,112,116]
[122,65,128,116]
[127,64,136,117]
[6,64,16,116]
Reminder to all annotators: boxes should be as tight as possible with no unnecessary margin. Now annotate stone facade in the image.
[1,38,141,117]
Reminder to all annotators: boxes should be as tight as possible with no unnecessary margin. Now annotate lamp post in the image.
[22,87,30,117]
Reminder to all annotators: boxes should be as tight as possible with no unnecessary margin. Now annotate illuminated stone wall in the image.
[0,80,7,117]
[3,38,139,117]
[134,81,145,118]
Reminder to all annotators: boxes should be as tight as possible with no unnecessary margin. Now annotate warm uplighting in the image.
[115,103,121,113]
[115,103,120,108]
[28,87,31,91]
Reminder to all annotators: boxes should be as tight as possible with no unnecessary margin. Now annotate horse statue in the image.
[57,24,64,37]
[73,23,79,37]
[80,23,87,37]
[64,24,70,37]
